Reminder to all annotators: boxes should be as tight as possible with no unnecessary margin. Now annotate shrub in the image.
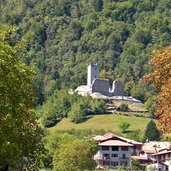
[90,99,106,114]
[131,159,145,171]
[117,103,129,111]
[118,121,130,133]
[68,103,85,123]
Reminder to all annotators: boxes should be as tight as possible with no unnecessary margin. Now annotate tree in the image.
[42,133,98,170]
[68,96,92,123]
[144,45,171,133]
[0,27,42,170]
[118,121,130,133]
[68,103,85,123]
[143,120,160,142]
[91,0,103,12]
[144,95,157,118]
[53,139,97,171]
[117,103,129,112]
[40,89,71,127]
[131,159,145,171]
[90,99,106,114]
[127,129,142,142]
[41,133,77,169]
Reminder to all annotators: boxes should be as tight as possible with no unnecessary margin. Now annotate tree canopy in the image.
[1,0,171,109]
[53,138,96,171]
[0,27,42,170]
[42,133,98,170]
[144,45,171,133]
[143,120,160,142]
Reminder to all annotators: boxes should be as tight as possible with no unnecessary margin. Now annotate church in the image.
[75,63,140,102]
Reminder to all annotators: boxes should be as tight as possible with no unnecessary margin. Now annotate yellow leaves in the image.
[43,16,49,24]
[144,45,171,133]
[0,24,17,42]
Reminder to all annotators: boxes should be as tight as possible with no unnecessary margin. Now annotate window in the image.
[120,161,128,167]
[111,161,118,167]
[163,155,166,159]
[102,146,109,151]
[103,161,110,166]
[111,154,118,158]
[112,146,119,151]
[122,154,126,159]
[159,156,161,161]
[121,146,128,151]
[103,153,110,158]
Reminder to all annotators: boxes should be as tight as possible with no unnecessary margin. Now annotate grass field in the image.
[48,113,155,135]
[110,100,148,112]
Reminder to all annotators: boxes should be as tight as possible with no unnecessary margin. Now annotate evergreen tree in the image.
[143,120,160,142]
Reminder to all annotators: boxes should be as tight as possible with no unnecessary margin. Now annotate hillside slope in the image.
[1,0,171,106]
[48,113,154,135]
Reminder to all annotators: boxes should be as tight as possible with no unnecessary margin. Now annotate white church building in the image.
[75,63,140,102]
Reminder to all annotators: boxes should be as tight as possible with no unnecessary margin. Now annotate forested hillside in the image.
[1,0,171,106]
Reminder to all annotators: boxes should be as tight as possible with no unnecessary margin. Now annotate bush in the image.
[68,103,85,123]
[41,112,58,127]
[117,103,129,111]
[90,99,106,114]
[131,159,145,171]
[118,121,130,133]
[126,129,142,142]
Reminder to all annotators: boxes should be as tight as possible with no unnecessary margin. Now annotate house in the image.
[93,133,142,156]
[93,134,171,170]
[133,141,171,171]
[146,162,169,171]
[94,140,133,169]
[141,141,171,158]
[93,133,142,169]
[152,150,171,168]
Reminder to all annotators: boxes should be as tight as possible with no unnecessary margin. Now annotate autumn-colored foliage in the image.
[144,45,171,133]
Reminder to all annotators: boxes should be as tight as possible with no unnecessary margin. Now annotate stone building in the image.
[87,63,99,86]
[75,63,140,102]
[75,63,125,97]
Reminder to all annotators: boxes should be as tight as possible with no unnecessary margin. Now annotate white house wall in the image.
[96,146,133,168]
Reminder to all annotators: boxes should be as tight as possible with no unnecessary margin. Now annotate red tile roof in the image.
[131,155,152,161]
[92,133,142,145]
[142,141,171,154]
[115,135,142,145]
[152,150,171,156]
[93,133,114,141]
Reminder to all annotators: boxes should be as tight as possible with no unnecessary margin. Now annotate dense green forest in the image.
[1,1,171,169]
[1,0,171,119]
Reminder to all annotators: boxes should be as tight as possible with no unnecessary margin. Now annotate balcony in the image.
[120,157,129,161]
[94,151,110,160]
[94,155,110,160]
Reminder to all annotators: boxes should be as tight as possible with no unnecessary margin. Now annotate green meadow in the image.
[48,113,154,135]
